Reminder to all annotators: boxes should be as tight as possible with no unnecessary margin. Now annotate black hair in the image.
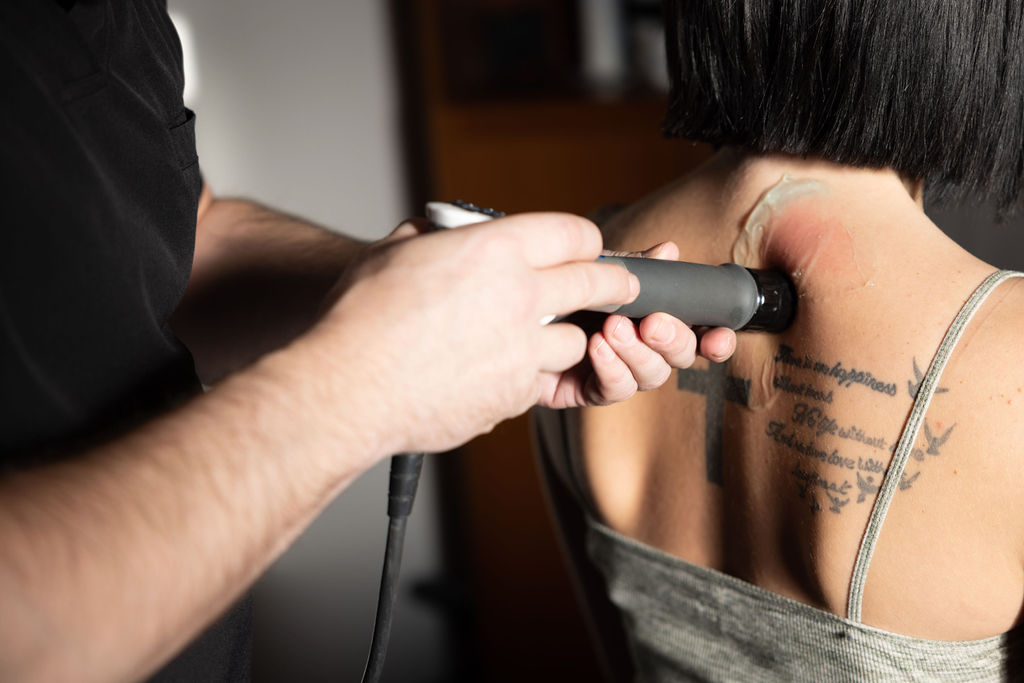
[663,1,1024,213]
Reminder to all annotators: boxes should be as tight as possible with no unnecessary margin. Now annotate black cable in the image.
[360,453,424,683]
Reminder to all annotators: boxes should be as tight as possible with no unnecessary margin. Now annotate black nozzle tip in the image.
[741,269,797,333]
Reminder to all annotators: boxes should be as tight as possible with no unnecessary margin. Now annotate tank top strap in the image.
[846,269,1024,622]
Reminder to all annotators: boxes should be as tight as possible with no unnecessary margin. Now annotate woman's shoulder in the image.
[949,270,1024,439]
[956,269,1024,448]
[926,269,1024,577]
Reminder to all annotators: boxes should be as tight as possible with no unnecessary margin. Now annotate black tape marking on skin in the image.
[677,362,751,485]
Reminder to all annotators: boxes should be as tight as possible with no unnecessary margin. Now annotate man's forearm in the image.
[0,337,381,683]
[171,196,366,383]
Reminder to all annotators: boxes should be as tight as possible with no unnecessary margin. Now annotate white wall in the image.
[166,2,447,681]
[171,0,407,238]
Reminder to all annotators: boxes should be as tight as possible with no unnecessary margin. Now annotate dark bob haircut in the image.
[663,1,1024,212]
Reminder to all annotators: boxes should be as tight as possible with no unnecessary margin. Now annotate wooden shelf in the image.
[427,97,710,214]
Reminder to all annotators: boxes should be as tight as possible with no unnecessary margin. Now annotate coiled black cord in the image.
[360,453,424,683]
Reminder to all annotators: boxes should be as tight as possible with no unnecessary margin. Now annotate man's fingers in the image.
[602,240,680,260]
[696,326,737,363]
[639,241,680,261]
[479,212,604,268]
[584,332,638,405]
[603,315,673,391]
[637,313,698,369]
[539,323,588,372]
[536,262,639,318]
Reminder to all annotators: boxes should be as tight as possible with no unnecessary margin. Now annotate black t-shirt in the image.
[0,0,250,679]
[0,0,201,459]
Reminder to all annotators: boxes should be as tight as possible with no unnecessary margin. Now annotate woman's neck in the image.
[684,150,961,288]
[711,148,925,209]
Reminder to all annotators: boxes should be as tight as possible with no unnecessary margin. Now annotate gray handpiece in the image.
[424,201,797,333]
[599,256,796,332]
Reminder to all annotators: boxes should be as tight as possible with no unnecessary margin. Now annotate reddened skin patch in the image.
[728,176,880,410]
[732,175,876,296]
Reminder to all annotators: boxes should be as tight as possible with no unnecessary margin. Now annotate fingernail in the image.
[712,338,736,363]
[613,317,633,343]
[594,338,613,360]
[628,274,640,299]
[649,243,668,258]
[649,317,675,344]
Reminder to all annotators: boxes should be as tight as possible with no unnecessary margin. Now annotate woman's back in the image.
[540,152,1024,665]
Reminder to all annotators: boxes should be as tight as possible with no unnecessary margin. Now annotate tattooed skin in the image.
[678,347,955,514]
[774,345,899,397]
[677,364,750,486]
[793,464,851,514]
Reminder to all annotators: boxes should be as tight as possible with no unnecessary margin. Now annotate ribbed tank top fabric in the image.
[586,522,1024,681]
[576,270,1024,681]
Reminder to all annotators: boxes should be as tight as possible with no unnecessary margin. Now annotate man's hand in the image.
[543,241,737,409]
[307,212,635,455]
[308,214,735,456]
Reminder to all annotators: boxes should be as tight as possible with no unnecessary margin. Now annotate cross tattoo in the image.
[677,362,751,485]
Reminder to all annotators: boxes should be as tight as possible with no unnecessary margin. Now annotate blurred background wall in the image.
[167,1,1024,682]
